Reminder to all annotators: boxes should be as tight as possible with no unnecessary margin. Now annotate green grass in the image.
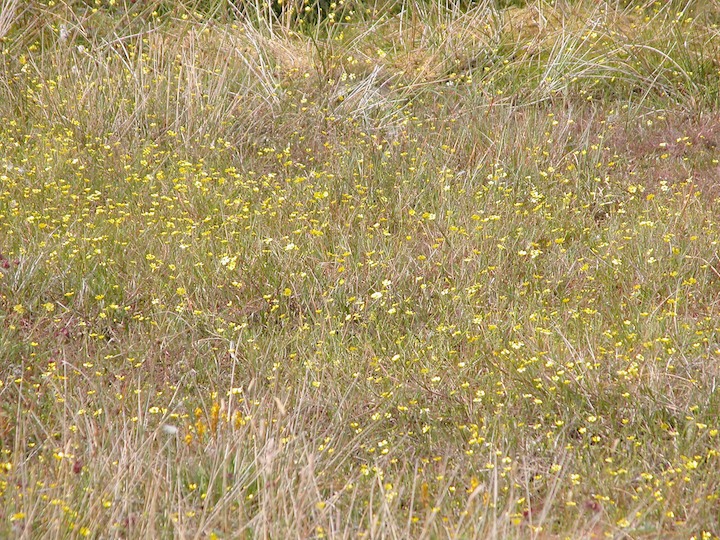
[1,0,720,538]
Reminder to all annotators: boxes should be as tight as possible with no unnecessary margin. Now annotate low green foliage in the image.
[1,0,720,538]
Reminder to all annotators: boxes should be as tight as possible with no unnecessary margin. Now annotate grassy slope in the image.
[1,0,720,538]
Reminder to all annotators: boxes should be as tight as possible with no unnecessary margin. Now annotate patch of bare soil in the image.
[609,111,720,198]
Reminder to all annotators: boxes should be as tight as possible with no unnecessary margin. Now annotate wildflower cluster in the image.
[1,0,719,538]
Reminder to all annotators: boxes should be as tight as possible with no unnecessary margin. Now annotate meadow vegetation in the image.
[1,0,720,537]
